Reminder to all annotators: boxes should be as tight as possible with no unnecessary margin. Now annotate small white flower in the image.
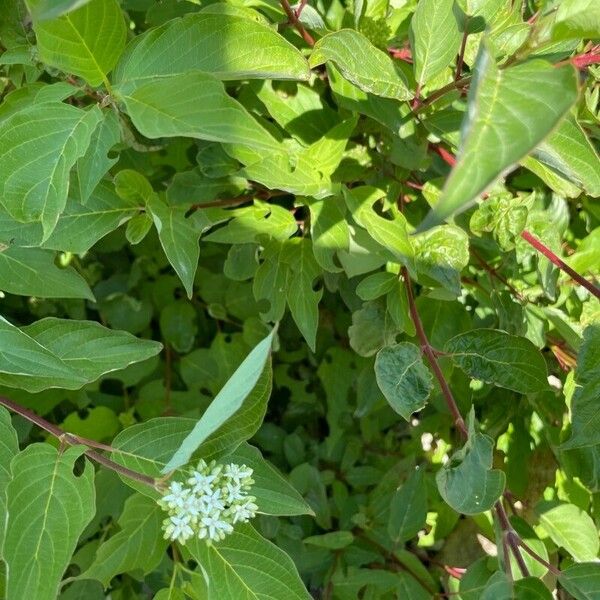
[187,470,216,495]
[160,481,190,511]
[224,463,253,485]
[163,514,194,543]
[201,488,225,513]
[229,498,258,524]
[224,482,244,503]
[198,513,233,541]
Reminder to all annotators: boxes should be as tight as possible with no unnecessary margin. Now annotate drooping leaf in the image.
[562,326,600,449]
[146,196,202,299]
[375,342,433,421]
[309,29,412,100]
[0,246,94,299]
[422,43,578,228]
[113,12,310,91]
[305,196,349,273]
[388,467,428,543]
[436,432,505,514]
[83,493,168,586]
[119,72,281,152]
[0,102,101,240]
[162,330,274,472]
[0,316,161,393]
[0,406,18,557]
[281,238,323,352]
[537,502,600,562]
[185,524,311,600]
[76,109,120,202]
[33,0,127,87]
[445,329,548,394]
[410,0,461,87]
[4,445,95,600]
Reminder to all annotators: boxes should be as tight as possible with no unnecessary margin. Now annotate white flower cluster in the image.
[158,459,257,544]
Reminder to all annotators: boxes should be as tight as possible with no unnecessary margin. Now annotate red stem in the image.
[280,0,315,46]
[402,268,469,439]
[0,395,158,488]
[520,231,600,300]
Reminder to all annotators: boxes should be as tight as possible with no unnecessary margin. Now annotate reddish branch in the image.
[427,145,600,301]
[389,47,413,63]
[0,395,158,488]
[280,0,315,46]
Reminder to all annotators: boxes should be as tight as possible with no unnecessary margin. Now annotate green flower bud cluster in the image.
[157,459,257,545]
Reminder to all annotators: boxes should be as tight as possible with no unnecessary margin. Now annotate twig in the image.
[280,0,315,46]
[455,29,469,81]
[413,77,471,114]
[520,231,600,300]
[402,267,469,439]
[518,538,561,577]
[295,0,308,18]
[495,501,530,578]
[0,395,158,489]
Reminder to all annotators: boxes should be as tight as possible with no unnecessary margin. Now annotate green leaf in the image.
[530,116,600,198]
[26,0,93,21]
[185,524,311,600]
[306,196,349,273]
[537,502,600,562]
[514,577,553,600]
[162,330,274,472]
[83,493,168,587]
[147,196,201,299]
[559,562,600,600]
[356,271,397,301]
[436,432,505,514]
[309,30,412,100]
[423,43,578,227]
[0,407,18,557]
[0,102,101,240]
[349,299,399,357]
[445,329,549,394]
[281,238,323,352]
[227,444,313,516]
[552,0,600,41]
[410,0,461,87]
[0,316,161,393]
[76,109,120,202]
[343,186,414,268]
[305,531,354,549]
[0,246,93,299]
[388,467,428,543]
[413,224,469,294]
[4,444,95,600]
[125,212,152,245]
[562,326,600,449]
[375,342,433,421]
[33,0,126,87]
[120,72,281,153]
[113,13,309,91]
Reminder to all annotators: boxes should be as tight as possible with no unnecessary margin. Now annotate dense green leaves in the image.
[445,329,548,393]
[375,342,433,420]
[33,0,126,87]
[424,44,578,226]
[4,445,95,600]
